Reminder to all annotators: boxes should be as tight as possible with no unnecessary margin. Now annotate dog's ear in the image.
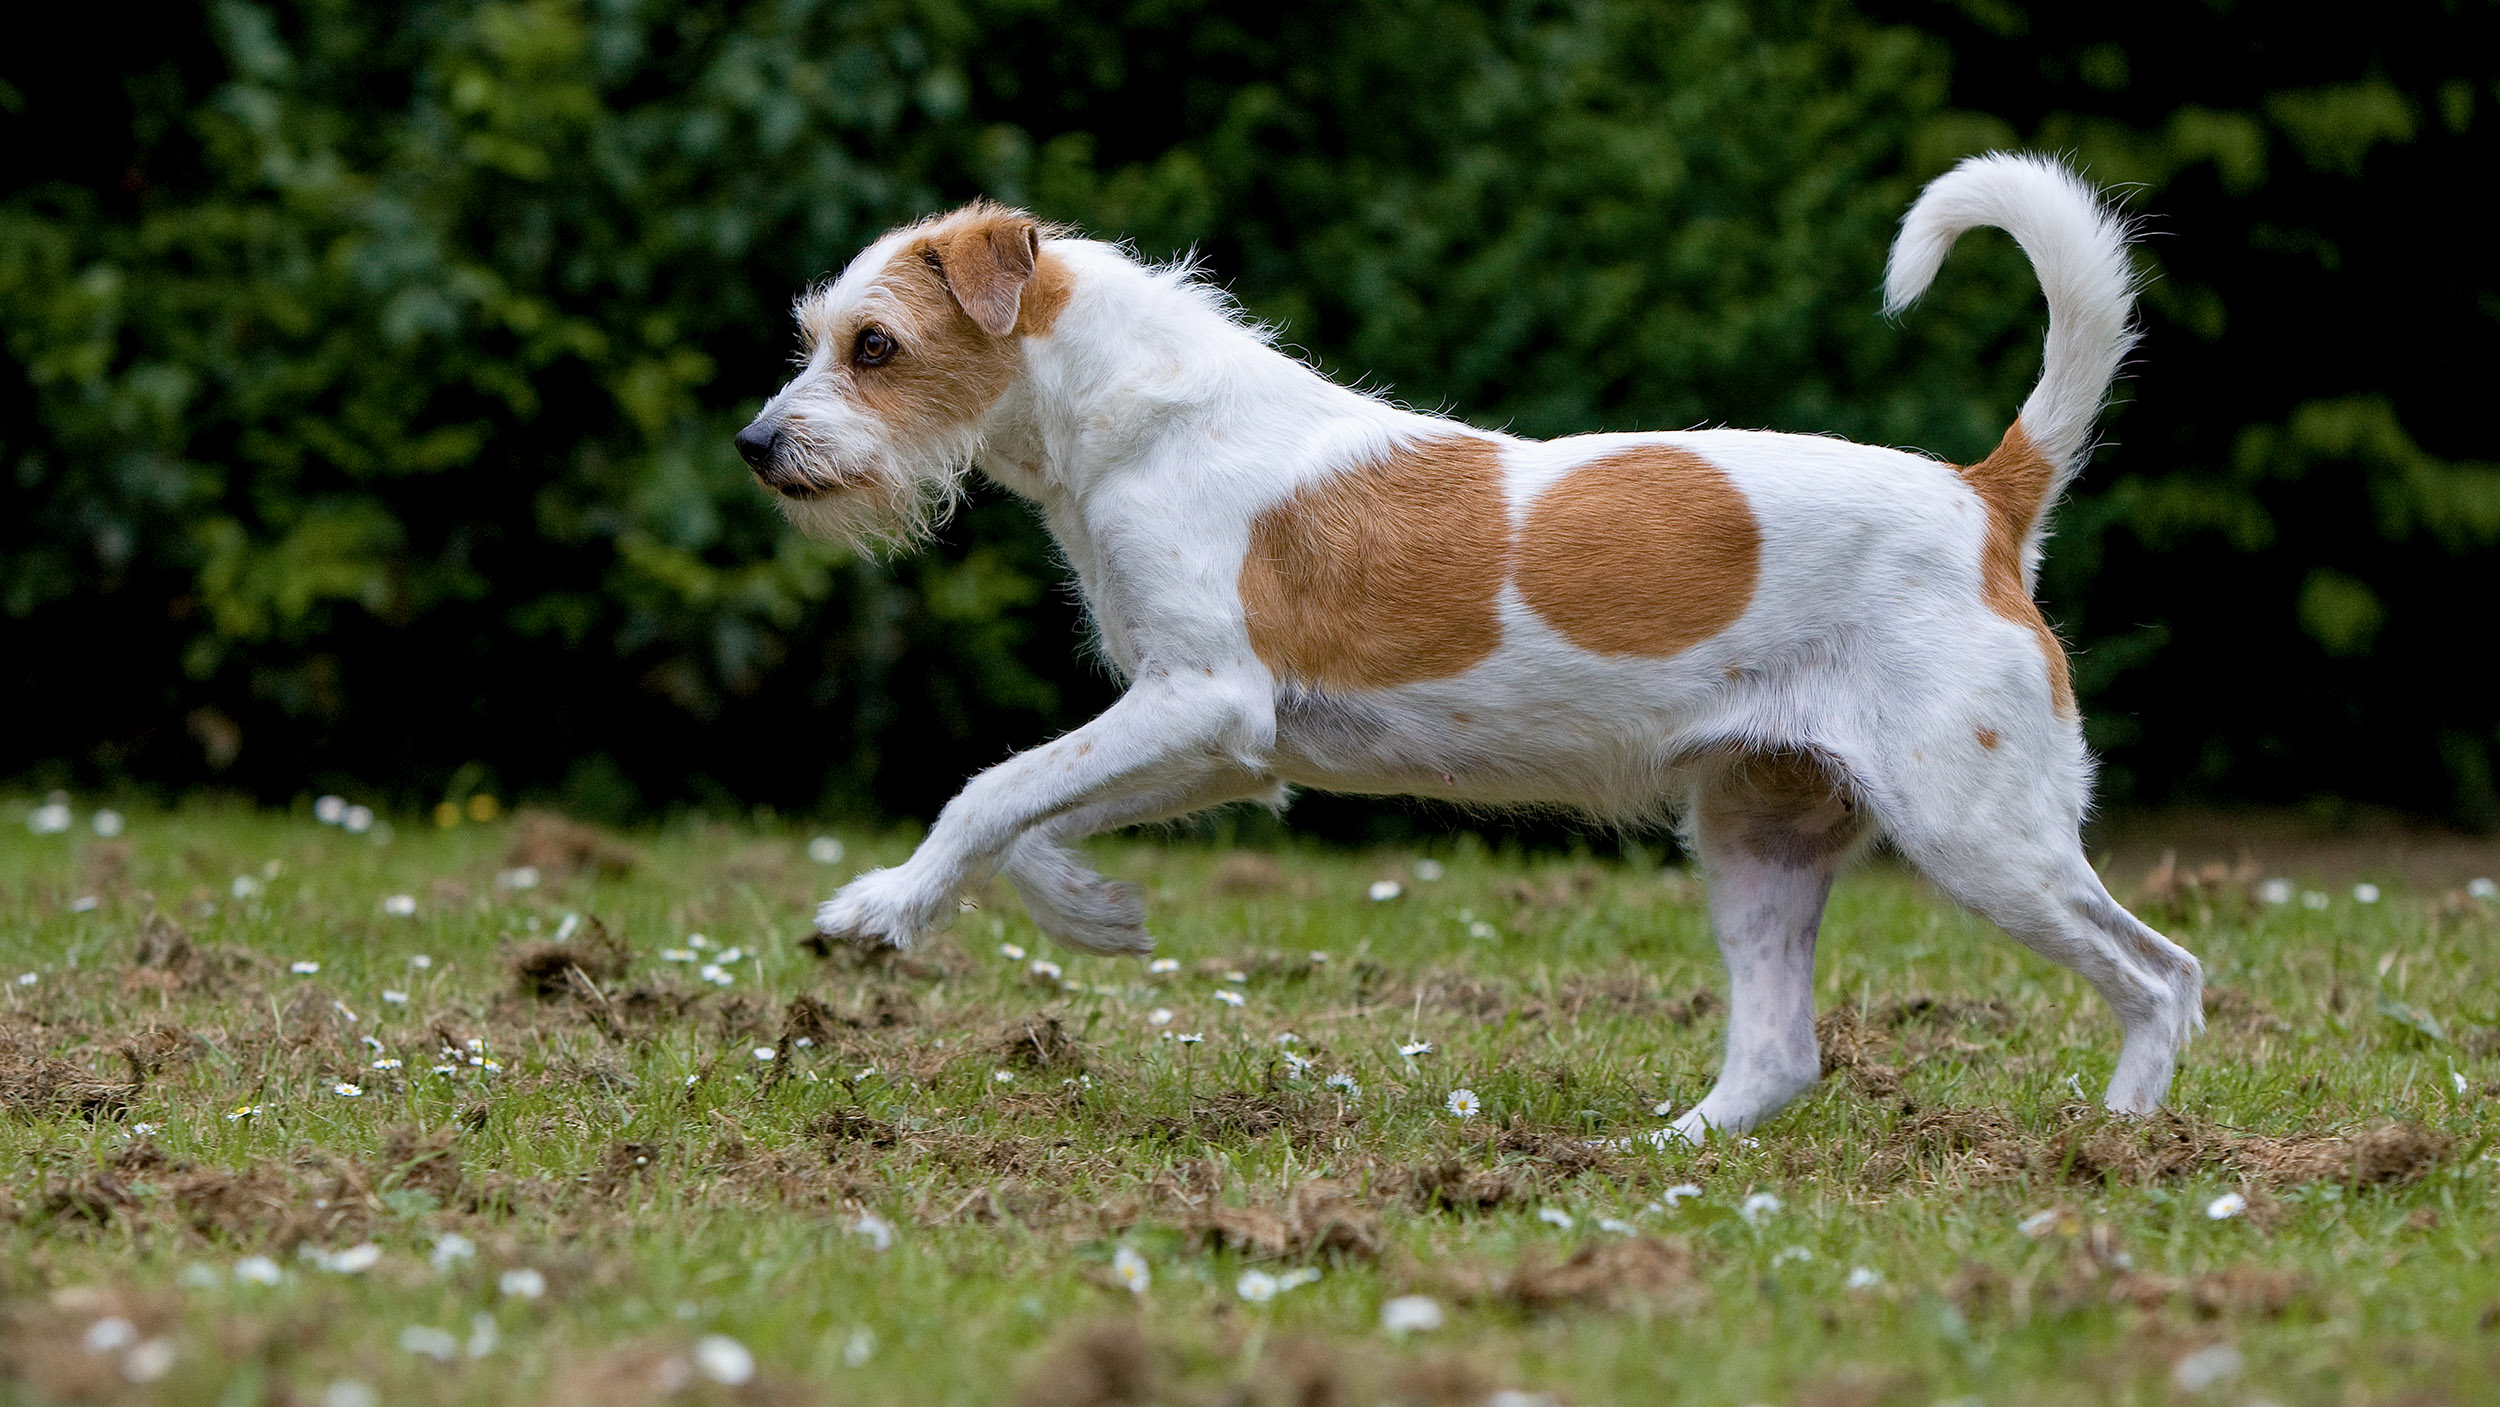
[929,208,1040,338]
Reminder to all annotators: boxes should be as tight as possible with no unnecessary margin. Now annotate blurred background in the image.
[3,0,2493,837]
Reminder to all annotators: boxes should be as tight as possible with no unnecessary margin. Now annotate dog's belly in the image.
[1266,666,1726,814]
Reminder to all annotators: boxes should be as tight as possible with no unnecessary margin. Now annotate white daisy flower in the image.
[371,1058,402,1072]
[342,805,375,834]
[1399,1040,1433,1057]
[2353,883,2381,904]
[497,1268,547,1300]
[1536,1207,1574,1229]
[1213,989,1245,1008]
[1597,1217,1636,1235]
[92,809,126,838]
[2469,877,2497,900]
[2257,878,2293,905]
[1380,1295,1443,1336]
[1235,1269,1279,1303]
[1112,1245,1151,1295]
[1846,1266,1882,1289]
[70,895,101,913]
[1148,957,1180,974]
[1367,880,1403,902]
[993,1069,1014,1083]
[1147,1008,1174,1027]
[291,960,320,975]
[998,942,1026,960]
[1773,1245,1813,1265]
[234,1255,283,1286]
[333,1083,362,1098]
[1030,959,1062,979]
[381,990,409,1004]
[694,1336,754,1386]
[27,801,72,835]
[430,1234,475,1270]
[410,954,432,969]
[808,836,846,864]
[1412,858,1445,881]
[1174,1033,1203,1045]
[2205,1192,2247,1220]
[849,1214,894,1251]
[315,795,347,824]
[1445,1088,1481,1118]
[399,1326,458,1361]
[1738,1192,1782,1226]
[382,895,416,917]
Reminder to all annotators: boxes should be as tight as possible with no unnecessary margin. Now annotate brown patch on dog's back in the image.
[1516,446,1759,657]
[1975,726,2001,751]
[1959,421,2076,715]
[1239,435,1509,691]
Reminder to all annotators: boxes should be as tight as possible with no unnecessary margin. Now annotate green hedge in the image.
[4,1,2494,825]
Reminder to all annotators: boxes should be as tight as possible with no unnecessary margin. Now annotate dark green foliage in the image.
[2,1,2492,823]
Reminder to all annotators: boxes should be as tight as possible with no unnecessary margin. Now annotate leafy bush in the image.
[2,1,2492,824]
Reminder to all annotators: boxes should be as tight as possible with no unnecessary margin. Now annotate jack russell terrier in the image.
[734,153,2200,1140]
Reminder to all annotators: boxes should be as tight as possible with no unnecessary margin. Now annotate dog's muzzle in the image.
[735,420,820,498]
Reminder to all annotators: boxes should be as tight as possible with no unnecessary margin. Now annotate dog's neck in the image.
[975,240,1391,510]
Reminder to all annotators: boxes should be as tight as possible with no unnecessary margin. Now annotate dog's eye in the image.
[853,327,897,367]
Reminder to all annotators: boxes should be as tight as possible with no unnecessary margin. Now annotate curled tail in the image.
[1883,153,2141,526]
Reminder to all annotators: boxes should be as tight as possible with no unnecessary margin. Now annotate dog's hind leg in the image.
[1864,724,2203,1115]
[1668,750,1869,1142]
[1003,775,1284,955]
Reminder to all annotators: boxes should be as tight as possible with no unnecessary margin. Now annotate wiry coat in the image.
[735,154,2202,1139]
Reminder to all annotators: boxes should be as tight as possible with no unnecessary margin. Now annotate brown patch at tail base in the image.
[1515,446,1760,658]
[1959,421,2076,716]
[1239,435,1510,691]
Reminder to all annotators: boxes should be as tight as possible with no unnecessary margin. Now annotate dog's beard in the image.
[769,429,975,555]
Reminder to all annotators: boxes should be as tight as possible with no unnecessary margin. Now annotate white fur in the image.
[746,153,2201,1139]
[1885,153,2142,580]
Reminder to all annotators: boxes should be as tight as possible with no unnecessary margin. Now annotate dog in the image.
[733,152,2202,1140]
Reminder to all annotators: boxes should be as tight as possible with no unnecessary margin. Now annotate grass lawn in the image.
[4,796,2497,1406]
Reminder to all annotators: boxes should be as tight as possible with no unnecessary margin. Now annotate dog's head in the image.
[737,202,1065,549]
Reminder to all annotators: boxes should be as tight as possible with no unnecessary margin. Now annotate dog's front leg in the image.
[1001,773,1287,955]
[816,670,1270,949]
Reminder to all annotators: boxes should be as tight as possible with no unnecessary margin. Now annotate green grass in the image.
[3,797,2497,1406]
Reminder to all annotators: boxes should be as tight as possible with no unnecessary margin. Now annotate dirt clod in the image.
[1015,1323,1157,1407]
[506,809,640,878]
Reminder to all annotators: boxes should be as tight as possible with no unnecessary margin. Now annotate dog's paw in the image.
[1015,870,1151,956]
[814,867,945,949]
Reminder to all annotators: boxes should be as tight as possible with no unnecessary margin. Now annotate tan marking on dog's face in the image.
[806,204,1064,452]
[1975,726,2001,751]
[1238,436,1509,691]
[1516,448,1760,657]
[1959,421,2076,716]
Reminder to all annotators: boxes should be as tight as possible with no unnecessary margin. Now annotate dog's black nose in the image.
[734,421,779,471]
